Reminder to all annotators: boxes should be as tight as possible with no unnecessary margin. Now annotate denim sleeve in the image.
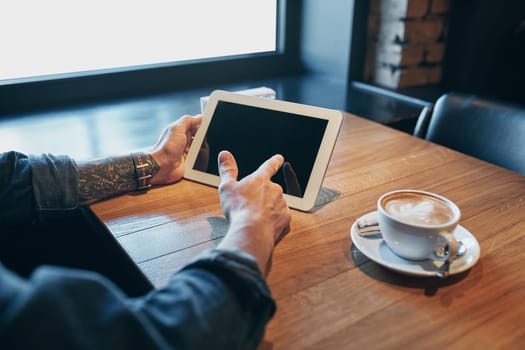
[0,249,276,349]
[28,153,78,219]
[0,151,78,226]
[0,151,35,224]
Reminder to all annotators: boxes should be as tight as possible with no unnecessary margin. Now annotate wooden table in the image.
[91,113,525,349]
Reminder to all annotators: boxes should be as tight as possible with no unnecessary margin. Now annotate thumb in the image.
[218,151,238,184]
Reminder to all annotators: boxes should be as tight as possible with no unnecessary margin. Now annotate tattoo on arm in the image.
[78,154,160,205]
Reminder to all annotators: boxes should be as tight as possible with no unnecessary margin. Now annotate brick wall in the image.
[364,0,450,89]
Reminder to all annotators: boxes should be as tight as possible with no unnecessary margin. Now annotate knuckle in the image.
[271,182,284,195]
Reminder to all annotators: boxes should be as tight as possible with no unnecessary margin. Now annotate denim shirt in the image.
[0,151,79,225]
[0,151,276,349]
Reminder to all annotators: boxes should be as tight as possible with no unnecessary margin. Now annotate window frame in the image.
[0,0,303,113]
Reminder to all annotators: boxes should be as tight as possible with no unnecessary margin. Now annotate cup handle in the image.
[432,232,460,261]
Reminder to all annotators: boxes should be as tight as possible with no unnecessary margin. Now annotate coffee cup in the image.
[377,189,461,261]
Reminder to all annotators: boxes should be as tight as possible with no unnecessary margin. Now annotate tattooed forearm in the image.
[77,154,160,205]
[78,155,135,205]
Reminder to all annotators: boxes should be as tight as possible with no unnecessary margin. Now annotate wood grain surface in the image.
[91,113,525,349]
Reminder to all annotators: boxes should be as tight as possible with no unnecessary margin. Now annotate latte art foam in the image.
[383,193,455,226]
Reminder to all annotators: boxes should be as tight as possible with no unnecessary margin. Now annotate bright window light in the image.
[0,0,277,82]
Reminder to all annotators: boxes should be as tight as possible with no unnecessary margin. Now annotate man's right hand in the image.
[216,151,291,275]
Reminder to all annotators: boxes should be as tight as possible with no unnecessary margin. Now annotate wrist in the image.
[130,152,161,188]
[131,152,153,191]
[149,150,166,185]
[149,148,185,185]
[219,217,275,275]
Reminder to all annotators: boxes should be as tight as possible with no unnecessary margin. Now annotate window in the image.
[1,1,278,82]
[1,0,300,111]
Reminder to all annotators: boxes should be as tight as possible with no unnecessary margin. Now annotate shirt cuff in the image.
[29,154,79,219]
[181,248,276,315]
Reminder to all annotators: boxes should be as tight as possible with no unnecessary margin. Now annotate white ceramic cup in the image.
[377,189,461,261]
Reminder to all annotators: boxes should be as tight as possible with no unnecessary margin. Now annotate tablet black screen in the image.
[193,101,328,198]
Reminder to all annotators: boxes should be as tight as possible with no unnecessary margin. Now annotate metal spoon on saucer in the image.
[435,241,467,278]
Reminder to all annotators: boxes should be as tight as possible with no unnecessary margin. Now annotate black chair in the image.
[413,93,525,175]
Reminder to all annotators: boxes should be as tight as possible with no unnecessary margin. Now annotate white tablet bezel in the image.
[184,90,343,211]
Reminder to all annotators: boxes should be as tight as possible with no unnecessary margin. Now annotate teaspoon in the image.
[435,241,467,278]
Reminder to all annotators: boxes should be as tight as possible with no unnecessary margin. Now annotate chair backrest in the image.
[415,93,525,175]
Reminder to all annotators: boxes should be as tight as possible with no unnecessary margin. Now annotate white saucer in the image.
[350,211,481,277]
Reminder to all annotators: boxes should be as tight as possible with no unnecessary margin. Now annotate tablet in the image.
[184,91,343,211]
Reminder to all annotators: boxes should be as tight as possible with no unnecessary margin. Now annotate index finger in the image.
[254,154,285,179]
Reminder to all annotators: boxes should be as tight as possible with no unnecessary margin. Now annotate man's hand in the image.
[217,151,291,275]
[150,115,202,185]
